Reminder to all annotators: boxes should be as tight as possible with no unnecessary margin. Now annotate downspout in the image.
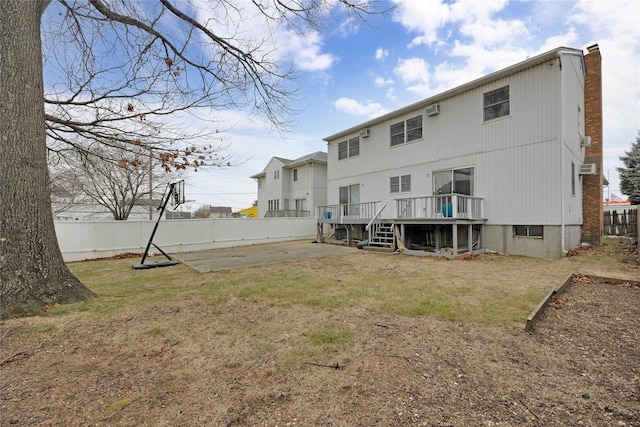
[304,159,312,215]
[557,50,567,254]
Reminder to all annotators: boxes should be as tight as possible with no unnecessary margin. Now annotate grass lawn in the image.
[56,237,637,326]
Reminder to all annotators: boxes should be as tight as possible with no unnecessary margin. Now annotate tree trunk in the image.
[0,0,96,319]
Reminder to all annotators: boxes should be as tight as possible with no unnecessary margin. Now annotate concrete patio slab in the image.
[173,240,356,273]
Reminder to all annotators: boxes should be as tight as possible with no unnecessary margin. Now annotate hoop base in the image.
[132,260,180,270]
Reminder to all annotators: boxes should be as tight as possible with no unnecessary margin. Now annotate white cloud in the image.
[538,28,579,53]
[333,98,389,118]
[458,18,529,48]
[393,57,432,96]
[191,1,336,73]
[278,30,336,72]
[386,87,397,103]
[374,76,394,87]
[391,0,451,46]
[375,48,389,60]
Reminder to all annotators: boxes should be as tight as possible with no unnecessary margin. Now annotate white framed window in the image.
[514,225,543,238]
[390,115,423,147]
[483,85,510,121]
[338,137,359,160]
[390,175,411,193]
[433,167,474,195]
[273,170,280,180]
[293,169,298,182]
[268,199,280,210]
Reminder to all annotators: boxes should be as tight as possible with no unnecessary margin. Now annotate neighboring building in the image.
[165,210,192,220]
[251,151,327,218]
[236,205,258,218]
[317,45,604,259]
[210,206,233,218]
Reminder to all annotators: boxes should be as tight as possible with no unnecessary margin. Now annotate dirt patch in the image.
[1,248,639,426]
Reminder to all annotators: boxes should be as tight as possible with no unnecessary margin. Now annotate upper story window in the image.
[390,175,411,193]
[483,85,510,121]
[390,115,422,147]
[338,137,359,160]
[273,170,280,180]
[293,169,298,182]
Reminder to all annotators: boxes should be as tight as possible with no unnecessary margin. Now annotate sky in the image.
[183,0,640,211]
[47,0,640,211]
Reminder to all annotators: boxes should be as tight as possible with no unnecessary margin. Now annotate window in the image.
[390,176,399,193]
[433,167,474,195]
[268,199,280,211]
[338,137,359,160]
[390,122,405,147]
[406,116,422,142]
[338,141,347,160]
[571,162,576,196]
[295,198,307,211]
[390,175,411,193]
[293,169,298,182]
[390,115,423,146]
[349,137,360,157]
[483,85,510,121]
[273,170,279,179]
[514,225,543,238]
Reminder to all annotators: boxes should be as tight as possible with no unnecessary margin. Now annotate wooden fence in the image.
[604,207,638,236]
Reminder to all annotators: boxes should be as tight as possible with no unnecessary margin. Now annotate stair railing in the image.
[365,202,387,243]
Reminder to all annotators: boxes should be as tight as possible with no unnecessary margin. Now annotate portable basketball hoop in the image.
[132,180,185,270]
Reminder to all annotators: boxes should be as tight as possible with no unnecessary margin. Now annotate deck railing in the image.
[317,195,484,223]
[395,194,484,220]
[316,201,381,223]
[265,209,311,218]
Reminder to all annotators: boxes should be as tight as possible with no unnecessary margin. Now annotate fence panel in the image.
[55,217,317,262]
[604,207,637,236]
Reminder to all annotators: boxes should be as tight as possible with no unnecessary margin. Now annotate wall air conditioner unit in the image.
[579,163,597,175]
[581,135,592,147]
[359,128,370,138]
[426,103,440,116]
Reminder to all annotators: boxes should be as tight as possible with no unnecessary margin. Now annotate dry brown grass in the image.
[1,238,638,426]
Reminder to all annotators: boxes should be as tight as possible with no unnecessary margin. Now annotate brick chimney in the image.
[581,44,604,245]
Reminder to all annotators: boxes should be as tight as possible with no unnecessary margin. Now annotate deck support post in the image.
[452,224,458,257]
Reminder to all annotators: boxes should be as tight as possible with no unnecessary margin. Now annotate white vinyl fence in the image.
[55,217,318,262]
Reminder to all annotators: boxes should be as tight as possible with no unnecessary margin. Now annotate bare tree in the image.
[193,205,211,219]
[1,0,382,318]
[51,143,179,220]
[49,158,87,216]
